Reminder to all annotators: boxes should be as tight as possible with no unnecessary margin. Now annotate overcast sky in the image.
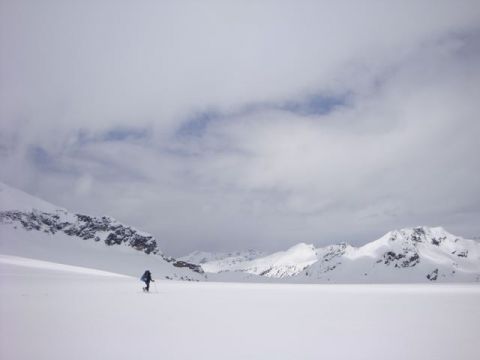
[1,0,480,255]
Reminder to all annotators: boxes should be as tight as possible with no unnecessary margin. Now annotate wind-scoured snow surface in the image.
[1,256,479,360]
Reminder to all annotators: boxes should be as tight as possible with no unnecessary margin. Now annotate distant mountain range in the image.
[183,227,480,283]
[1,182,479,283]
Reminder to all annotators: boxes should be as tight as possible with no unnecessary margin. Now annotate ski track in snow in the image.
[1,257,480,360]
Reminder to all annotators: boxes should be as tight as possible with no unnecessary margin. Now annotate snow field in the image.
[1,256,479,360]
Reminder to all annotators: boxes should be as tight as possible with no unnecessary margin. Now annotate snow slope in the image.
[0,182,204,280]
[0,254,128,277]
[1,256,479,360]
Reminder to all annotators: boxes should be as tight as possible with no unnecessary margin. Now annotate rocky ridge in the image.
[0,209,203,274]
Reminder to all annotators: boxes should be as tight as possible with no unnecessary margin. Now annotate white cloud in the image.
[1,0,480,254]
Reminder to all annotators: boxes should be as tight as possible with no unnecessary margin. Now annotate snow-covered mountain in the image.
[0,182,204,280]
[296,227,480,283]
[2,182,479,283]
[188,228,480,283]
[198,243,318,278]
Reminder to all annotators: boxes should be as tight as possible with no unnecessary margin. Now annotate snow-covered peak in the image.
[352,226,459,256]
[202,242,318,278]
[385,226,456,243]
[296,226,480,283]
[262,242,317,267]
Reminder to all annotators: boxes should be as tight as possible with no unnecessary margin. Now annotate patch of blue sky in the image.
[27,145,78,175]
[176,111,221,137]
[75,126,151,146]
[176,93,350,138]
[279,93,350,116]
[101,127,149,142]
[28,146,51,167]
[28,144,148,182]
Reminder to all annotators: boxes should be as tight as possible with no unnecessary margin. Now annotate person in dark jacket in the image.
[141,270,154,292]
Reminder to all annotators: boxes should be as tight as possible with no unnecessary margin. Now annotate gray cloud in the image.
[1,1,480,255]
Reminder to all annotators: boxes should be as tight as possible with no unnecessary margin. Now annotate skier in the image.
[141,270,154,292]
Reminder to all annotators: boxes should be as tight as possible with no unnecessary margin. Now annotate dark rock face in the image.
[311,244,346,275]
[383,251,405,265]
[383,251,420,268]
[1,210,159,255]
[427,269,439,281]
[456,250,468,258]
[172,260,204,273]
[451,249,469,258]
[0,210,203,273]
[323,243,347,262]
[403,253,420,267]
[259,268,272,276]
[410,227,426,242]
